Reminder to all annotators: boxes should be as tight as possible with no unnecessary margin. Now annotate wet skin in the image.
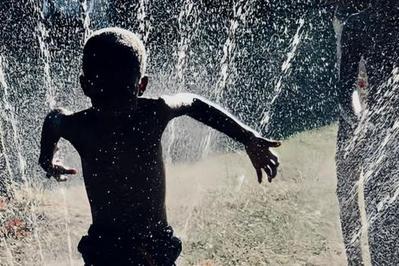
[39,94,280,233]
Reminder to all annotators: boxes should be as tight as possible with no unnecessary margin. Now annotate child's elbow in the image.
[42,108,69,136]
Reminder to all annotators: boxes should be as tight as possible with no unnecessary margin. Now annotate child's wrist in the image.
[244,132,257,147]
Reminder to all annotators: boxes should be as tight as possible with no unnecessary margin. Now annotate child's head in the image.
[81,27,148,108]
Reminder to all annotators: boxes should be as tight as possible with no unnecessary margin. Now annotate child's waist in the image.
[87,222,172,242]
[90,203,168,233]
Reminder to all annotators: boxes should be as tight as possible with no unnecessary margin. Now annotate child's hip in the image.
[78,224,181,266]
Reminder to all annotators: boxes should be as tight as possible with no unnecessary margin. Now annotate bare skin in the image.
[39,79,280,234]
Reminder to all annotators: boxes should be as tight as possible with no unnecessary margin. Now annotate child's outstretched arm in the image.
[162,93,281,183]
[39,109,77,182]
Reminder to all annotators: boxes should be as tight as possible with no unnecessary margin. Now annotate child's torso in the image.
[62,98,171,230]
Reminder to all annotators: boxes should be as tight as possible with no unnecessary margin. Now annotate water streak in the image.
[165,0,198,162]
[81,0,94,42]
[201,0,252,157]
[36,0,56,108]
[0,57,26,182]
[260,18,306,131]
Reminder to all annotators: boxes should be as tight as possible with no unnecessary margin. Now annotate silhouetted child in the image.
[39,27,280,266]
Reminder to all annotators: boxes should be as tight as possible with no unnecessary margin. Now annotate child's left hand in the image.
[245,136,281,183]
[45,162,77,182]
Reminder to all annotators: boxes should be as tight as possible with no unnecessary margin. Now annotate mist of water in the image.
[2,1,398,264]
[0,0,340,195]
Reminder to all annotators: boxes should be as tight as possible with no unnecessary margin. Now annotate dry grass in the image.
[0,125,346,265]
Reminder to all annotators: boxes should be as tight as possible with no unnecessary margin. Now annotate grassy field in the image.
[0,125,346,265]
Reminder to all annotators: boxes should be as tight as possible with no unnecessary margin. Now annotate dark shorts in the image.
[78,224,182,266]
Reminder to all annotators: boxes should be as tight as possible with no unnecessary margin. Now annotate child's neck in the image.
[91,97,137,114]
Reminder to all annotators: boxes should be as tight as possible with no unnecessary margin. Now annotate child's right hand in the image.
[45,163,77,182]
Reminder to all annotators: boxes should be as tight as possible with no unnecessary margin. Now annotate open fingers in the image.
[61,168,78,175]
[54,175,68,182]
[267,164,277,180]
[266,166,274,183]
[261,159,278,182]
[267,140,281,148]
[54,165,77,175]
[46,165,77,180]
[256,168,262,184]
[263,165,273,182]
[258,138,281,149]
[267,152,279,167]
[255,165,277,184]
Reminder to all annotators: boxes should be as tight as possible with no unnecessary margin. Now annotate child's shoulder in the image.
[137,96,171,112]
[142,93,197,109]
[44,108,92,127]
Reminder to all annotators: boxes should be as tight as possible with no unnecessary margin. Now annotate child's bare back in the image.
[39,28,280,265]
[51,98,172,231]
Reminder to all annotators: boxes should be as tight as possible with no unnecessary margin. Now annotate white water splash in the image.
[201,0,253,158]
[0,57,27,182]
[81,0,94,42]
[260,18,306,130]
